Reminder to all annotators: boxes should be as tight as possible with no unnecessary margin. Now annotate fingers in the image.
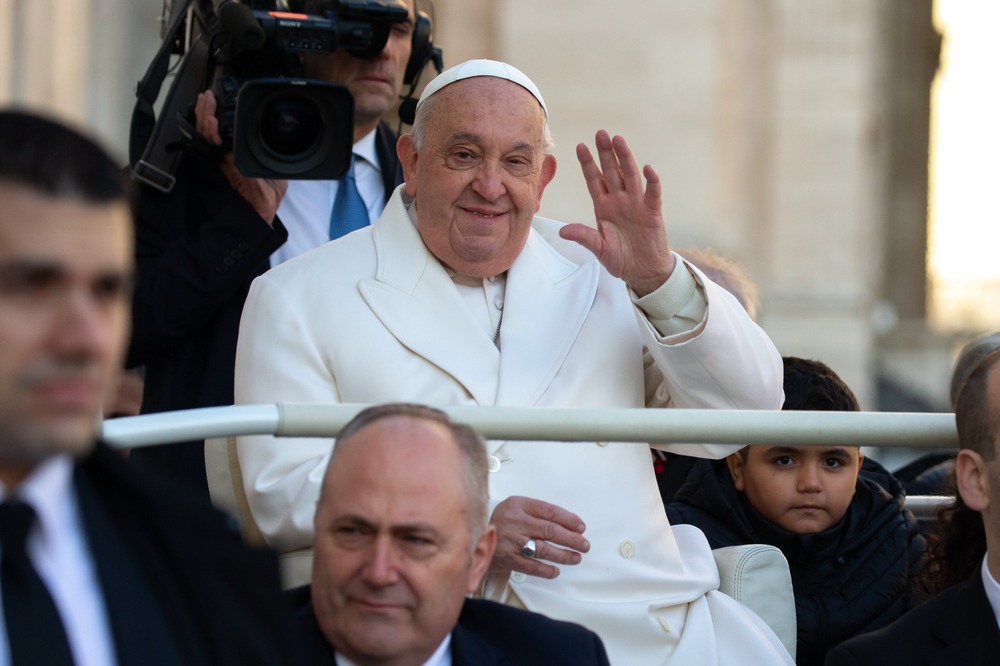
[490,496,591,580]
[558,222,601,256]
[195,91,223,146]
[577,130,646,194]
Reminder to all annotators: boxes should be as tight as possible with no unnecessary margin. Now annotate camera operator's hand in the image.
[195,91,287,225]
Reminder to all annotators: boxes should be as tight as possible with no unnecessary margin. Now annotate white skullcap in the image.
[415,59,548,116]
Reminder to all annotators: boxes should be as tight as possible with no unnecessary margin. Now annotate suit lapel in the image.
[74,463,192,666]
[927,572,1000,665]
[374,122,403,204]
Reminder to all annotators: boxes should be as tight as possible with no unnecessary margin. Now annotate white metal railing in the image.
[101,404,958,449]
[100,404,958,519]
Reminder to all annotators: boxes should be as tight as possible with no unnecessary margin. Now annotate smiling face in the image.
[397,76,557,278]
[727,445,864,534]
[0,182,132,486]
[301,0,414,140]
[311,416,495,666]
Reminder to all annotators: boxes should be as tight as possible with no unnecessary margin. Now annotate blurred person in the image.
[668,357,925,666]
[236,59,791,664]
[127,0,427,499]
[916,332,1000,596]
[0,110,286,665]
[826,347,1000,664]
[287,403,611,665]
[655,246,761,503]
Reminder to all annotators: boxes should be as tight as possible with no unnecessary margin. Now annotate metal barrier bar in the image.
[100,404,958,520]
[905,495,953,521]
[101,403,958,449]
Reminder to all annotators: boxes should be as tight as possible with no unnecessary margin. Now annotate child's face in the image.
[726,446,864,534]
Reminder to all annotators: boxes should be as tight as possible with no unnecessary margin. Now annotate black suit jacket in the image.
[825,567,1000,665]
[286,587,610,666]
[73,443,288,665]
[127,122,402,498]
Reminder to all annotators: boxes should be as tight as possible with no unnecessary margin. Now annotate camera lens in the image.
[257,94,323,160]
[234,78,353,179]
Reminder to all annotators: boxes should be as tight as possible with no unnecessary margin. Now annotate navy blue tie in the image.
[0,501,74,664]
[329,155,370,239]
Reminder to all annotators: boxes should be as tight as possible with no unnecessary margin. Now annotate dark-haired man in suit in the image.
[826,348,1000,665]
[0,109,286,665]
[288,403,610,665]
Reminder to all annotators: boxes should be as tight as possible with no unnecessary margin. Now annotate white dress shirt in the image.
[0,455,117,666]
[981,554,1000,630]
[271,128,386,266]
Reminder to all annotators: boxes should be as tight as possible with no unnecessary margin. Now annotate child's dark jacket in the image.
[666,458,925,666]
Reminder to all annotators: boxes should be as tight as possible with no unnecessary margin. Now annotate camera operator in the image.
[126,0,419,500]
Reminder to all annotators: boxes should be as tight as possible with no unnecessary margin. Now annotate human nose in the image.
[361,536,401,587]
[52,290,118,357]
[471,162,506,201]
[797,465,822,493]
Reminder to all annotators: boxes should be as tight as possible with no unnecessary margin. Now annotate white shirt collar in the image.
[0,454,76,546]
[981,554,1000,631]
[353,127,381,172]
[337,633,451,666]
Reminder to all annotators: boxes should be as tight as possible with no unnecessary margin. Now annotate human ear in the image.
[534,154,558,209]
[467,525,498,594]
[397,134,419,197]
[957,449,990,512]
[726,453,746,492]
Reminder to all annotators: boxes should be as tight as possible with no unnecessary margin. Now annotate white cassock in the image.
[235,186,792,665]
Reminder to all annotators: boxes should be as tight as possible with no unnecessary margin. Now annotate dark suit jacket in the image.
[127,122,402,498]
[825,567,1000,665]
[286,587,610,666]
[73,443,288,665]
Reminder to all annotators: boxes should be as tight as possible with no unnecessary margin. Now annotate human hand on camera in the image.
[195,90,287,225]
[489,496,590,580]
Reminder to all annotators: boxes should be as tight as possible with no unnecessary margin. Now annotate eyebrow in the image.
[334,514,444,536]
[0,260,133,283]
[763,446,854,458]
[446,133,537,154]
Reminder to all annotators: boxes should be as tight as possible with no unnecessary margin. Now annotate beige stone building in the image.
[1,0,964,414]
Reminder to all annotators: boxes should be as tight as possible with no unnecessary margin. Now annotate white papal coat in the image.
[235,187,791,665]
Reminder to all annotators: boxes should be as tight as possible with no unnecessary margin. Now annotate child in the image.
[667,357,924,666]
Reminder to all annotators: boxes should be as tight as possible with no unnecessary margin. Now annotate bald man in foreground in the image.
[287,403,609,665]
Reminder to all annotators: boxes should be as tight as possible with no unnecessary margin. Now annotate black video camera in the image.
[131,0,434,192]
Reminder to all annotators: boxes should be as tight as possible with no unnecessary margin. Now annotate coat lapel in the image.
[495,228,599,409]
[359,198,599,416]
[359,198,501,405]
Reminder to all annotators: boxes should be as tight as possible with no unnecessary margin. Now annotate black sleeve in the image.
[126,152,288,367]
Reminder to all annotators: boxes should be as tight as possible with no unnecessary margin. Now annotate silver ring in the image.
[520,538,538,559]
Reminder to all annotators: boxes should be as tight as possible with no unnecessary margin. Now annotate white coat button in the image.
[511,571,526,583]
[619,540,636,559]
[495,298,504,310]
[597,441,609,447]
[488,456,501,473]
